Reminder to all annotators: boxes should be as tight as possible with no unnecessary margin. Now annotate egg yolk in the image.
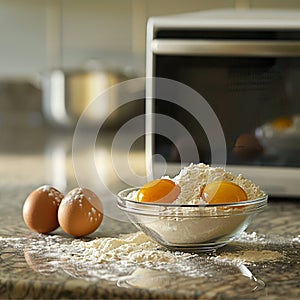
[136,179,181,203]
[272,116,293,131]
[201,181,247,204]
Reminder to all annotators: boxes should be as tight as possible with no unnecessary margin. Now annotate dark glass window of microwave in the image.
[155,29,300,40]
[154,55,300,167]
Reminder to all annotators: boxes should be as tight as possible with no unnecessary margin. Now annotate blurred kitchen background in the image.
[1,0,300,193]
[1,0,300,130]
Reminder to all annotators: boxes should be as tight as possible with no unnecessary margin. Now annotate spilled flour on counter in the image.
[69,231,195,264]
[0,232,198,282]
[216,250,284,264]
[0,231,295,286]
[292,235,300,243]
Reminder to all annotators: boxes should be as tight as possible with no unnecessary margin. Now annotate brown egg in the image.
[23,185,64,234]
[233,133,263,160]
[58,187,103,237]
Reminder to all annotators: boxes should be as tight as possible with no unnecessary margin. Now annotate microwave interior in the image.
[150,30,300,178]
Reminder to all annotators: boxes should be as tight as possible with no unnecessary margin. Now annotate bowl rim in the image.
[117,186,268,208]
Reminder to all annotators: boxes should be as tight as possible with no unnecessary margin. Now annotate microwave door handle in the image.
[151,39,300,57]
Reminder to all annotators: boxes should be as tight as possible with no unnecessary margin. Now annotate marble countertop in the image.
[0,127,299,299]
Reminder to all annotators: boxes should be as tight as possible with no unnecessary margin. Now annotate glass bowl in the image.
[117,188,268,252]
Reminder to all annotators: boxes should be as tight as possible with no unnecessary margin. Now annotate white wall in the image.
[0,1,47,78]
[0,0,300,79]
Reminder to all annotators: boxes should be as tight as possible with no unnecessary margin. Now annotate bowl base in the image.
[162,242,228,253]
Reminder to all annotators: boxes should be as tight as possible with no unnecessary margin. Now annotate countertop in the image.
[0,127,299,299]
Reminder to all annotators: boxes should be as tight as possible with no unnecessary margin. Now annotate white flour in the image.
[0,231,292,285]
[127,163,264,205]
[292,235,300,243]
[70,231,194,264]
[169,163,264,205]
[124,164,265,245]
[144,215,248,245]
[216,250,283,264]
[0,233,198,282]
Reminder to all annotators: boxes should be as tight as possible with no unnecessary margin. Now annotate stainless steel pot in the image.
[42,67,132,128]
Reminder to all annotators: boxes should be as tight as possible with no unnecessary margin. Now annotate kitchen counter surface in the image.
[0,128,299,299]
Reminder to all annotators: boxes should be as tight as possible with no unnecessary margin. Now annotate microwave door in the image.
[148,37,300,196]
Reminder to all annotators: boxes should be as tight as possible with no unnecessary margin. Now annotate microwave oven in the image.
[145,9,300,197]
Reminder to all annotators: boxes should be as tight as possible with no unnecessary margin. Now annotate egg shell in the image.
[22,185,64,234]
[58,187,103,237]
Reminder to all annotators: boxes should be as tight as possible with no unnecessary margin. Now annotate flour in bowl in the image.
[167,163,264,205]
[122,163,266,247]
[127,163,264,205]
